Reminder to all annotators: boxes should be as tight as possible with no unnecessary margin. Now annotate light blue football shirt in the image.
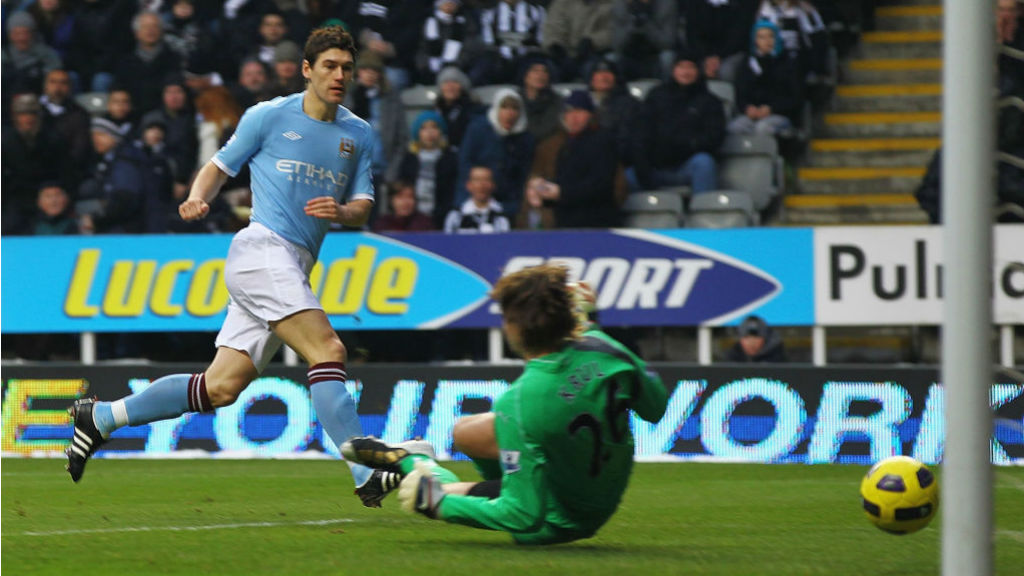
[213,92,375,256]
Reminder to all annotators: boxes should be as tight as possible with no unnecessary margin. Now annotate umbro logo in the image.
[283,131,303,141]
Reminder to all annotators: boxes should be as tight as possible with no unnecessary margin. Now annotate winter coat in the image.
[686,0,759,61]
[396,147,459,228]
[734,52,804,122]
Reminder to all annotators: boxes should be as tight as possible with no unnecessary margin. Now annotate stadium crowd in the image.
[2,0,863,238]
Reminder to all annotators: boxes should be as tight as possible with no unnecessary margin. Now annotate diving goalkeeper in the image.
[343,265,668,545]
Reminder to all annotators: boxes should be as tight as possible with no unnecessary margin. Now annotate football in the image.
[860,455,939,535]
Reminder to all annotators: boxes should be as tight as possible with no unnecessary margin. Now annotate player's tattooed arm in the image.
[304,197,373,227]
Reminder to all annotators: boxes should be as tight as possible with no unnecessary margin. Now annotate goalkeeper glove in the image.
[398,460,446,519]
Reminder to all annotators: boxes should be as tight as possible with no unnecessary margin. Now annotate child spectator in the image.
[396,110,459,228]
[729,20,803,136]
[373,181,436,232]
[445,165,511,233]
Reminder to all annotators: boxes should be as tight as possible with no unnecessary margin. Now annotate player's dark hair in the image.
[491,265,577,357]
[303,26,357,67]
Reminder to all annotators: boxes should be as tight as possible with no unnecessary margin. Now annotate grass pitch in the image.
[2,459,1023,575]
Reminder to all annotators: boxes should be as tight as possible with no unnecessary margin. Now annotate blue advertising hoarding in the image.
[1,229,813,333]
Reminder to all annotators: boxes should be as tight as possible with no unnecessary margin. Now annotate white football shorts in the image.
[215,222,321,372]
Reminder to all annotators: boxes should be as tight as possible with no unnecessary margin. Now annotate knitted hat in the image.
[12,93,41,115]
[6,11,36,34]
[738,315,768,338]
[273,41,302,64]
[357,50,385,71]
[437,65,472,91]
[411,109,448,140]
[90,117,124,139]
[563,89,594,112]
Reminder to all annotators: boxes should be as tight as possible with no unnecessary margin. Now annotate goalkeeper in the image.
[343,265,668,545]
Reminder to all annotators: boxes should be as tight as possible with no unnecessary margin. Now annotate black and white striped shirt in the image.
[479,1,546,61]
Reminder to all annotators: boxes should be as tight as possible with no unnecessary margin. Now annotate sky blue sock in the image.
[309,373,371,487]
[93,374,196,438]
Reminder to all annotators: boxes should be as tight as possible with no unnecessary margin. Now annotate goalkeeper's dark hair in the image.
[491,264,577,356]
[303,26,357,67]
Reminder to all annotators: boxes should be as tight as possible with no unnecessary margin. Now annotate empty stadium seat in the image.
[706,79,737,119]
[75,92,108,116]
[626,78,660,100]
[622,190,684,229]
[685,191,758,228]
[400,84,440,129]
[718,134,783,211]
[472,84,517,107]
[552,82,587,98]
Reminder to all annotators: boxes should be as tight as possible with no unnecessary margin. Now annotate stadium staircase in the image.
[784,0,941,225]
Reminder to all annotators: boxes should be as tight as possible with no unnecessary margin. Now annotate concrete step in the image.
[844,58,942,84]
[858,30,942,59]
[821,111,941,138]
[875,5,942,30]
[797,166,926,194]
[832,83,941,112]
[782,194,930,225]
[805,138,939,168]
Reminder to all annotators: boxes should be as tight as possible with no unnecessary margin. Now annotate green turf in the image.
[2,459,1022,575]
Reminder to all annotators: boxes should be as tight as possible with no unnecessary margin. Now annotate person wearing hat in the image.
[2,92,68,233]
[630,50,725,194]
[518,53,564,143]
[457,87,534,217]
[434,65,482,150]
[395,110,458,228]
[523,89,624,229]
[3,10,62,94]
[270,41,307,96]
[587,57,641,166]
[344,50,407,192]
[726,315,788,362]
[729,19,803,137]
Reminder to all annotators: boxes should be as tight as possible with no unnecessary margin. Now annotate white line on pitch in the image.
[997,530,1024,544]
[997,472,1024,493]
[15,518,355,537]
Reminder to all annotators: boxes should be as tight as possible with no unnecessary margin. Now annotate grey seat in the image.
[707,79,737,119]
[626,78,660,101]
[75,92,108,116]
[685,191,758,228]
[552,82,587,98]
[719,134,782,211]
[622,190,684,229]
[472,84,517,107]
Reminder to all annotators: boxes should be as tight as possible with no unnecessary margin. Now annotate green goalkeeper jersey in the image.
[438,329,668,544]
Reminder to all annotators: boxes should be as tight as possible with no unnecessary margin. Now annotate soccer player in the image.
[343,265,669,544]
[66,26,394,507]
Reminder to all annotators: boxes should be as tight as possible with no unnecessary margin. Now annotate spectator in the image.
[542,0,615,81]
[610,0,676,81]
[245,10,292,68]
[998,0,1024,96]
[194,86,242,167]
[103,85,135,136]
[434,65,482,151]
[471,0,547,85]
[145,75,198,202]
[161,0,217,70]
[2,94,69,233]
[728,20,803,136]
[630,52,725,194]
[26,181,80,236]
[396,110,459,228]
[726,315,788,362]
[114,11,182,115]
[445,165,511,233]
[457,88,535,217]
[135,114,177,233]
[518,53,564,143]
[587,57,641,165]
[76,117,150,234]
[372,180,436,232]
[67,0,135,92]
[182,48,227,96]
[345,51,408,186]
[339,0,432,90]
[39,69,92,184]
[3,10,63,94]
[269,40,307,97]
[686,0,759,83]
[27,0,76,62]
[417,0,468,84]
[523,90,625,229]
[230,57,276,110]
[756,0,829,79]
